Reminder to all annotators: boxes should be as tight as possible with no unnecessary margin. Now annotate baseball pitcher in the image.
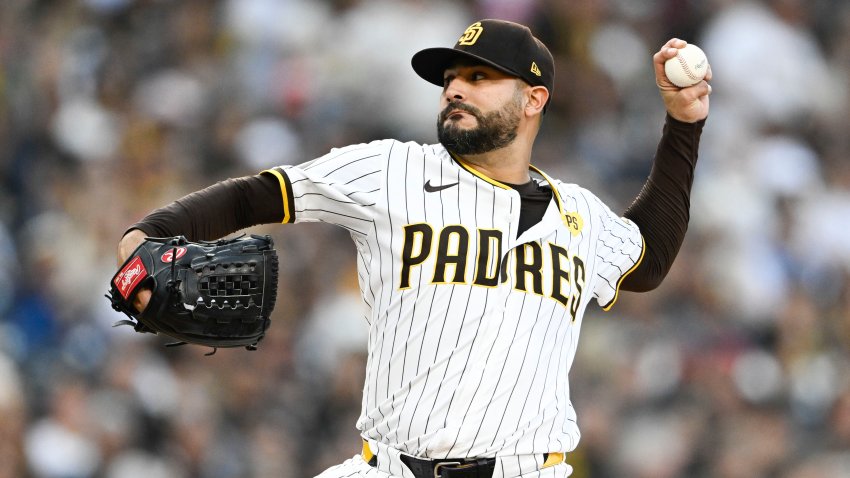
[114,19,710,478]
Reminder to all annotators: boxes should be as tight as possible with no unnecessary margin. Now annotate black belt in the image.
[361,440,494,478]
[399,454,495,478]
[361,439,564,478]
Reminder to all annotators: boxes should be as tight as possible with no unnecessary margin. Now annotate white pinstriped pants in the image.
[315,440,573,478]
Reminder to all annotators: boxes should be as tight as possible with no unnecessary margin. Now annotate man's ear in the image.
[525,86,549,116]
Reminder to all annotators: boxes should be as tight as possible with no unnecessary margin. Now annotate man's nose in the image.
[443,77,467,102]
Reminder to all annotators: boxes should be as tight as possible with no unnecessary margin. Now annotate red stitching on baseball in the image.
[677,54,699,81]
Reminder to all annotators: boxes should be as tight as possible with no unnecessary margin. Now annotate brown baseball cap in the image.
[411,19,554,106]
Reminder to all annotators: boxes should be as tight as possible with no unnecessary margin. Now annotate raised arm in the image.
[620,38,711,291]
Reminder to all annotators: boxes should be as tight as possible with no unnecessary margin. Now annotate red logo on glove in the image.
[161,247,187,263]
[114,256,147,299]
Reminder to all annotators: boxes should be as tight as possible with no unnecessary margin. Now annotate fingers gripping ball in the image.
[664,43,709,87]
[107,235,279,352]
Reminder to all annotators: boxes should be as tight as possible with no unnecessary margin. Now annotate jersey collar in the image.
[450,153,514,190]
[449,152,573,231]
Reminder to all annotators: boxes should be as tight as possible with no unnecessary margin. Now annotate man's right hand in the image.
[117,228,151,312]
[653,38,711,123]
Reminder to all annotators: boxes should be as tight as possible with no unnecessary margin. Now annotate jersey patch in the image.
[564,211,583,236]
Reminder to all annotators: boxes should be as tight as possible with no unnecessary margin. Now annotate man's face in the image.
[437,62,525,155]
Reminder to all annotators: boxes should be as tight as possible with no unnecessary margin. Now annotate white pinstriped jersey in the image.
[264,139,644,460]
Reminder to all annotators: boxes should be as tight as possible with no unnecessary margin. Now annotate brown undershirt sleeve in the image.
[128,173,285,241]
[620,115,705,292]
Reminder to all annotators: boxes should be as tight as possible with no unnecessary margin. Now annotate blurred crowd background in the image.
[1,0,849,476]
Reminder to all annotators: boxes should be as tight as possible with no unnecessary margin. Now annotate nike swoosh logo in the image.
[424,180,459,193]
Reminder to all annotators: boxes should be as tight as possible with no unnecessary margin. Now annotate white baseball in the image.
[664,43,708,87]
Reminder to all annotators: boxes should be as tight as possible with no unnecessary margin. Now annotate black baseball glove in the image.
[107,234,278,352]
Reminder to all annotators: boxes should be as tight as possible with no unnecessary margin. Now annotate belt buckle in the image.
[433,461,461,478]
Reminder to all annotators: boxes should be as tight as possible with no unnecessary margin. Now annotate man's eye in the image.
[472,72,486,80]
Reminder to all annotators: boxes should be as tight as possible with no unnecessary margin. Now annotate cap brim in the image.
[411,47,522,87]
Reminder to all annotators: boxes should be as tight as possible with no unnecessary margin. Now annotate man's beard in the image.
[437,95,521,155]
